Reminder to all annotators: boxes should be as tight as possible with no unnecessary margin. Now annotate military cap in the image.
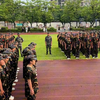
[30,42,37,46]
[3,55,11,59]
[9,45,16,49]
[27,55,37,61]
[0,42,3,45]
[17,33,20,35]
[0,56,4,61]
[3,50,12,54]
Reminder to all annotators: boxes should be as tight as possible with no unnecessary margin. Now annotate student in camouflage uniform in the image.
[0,55,11,100]
[84,34,92,58]
[74,34,81,59]
[65,35,72,59]
[15,33,24,57]
[25,55,39,100]
[92,33,99,58]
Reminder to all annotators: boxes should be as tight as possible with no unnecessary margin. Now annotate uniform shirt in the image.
[45,36,52,45]
[75,38,80,48]
[15,37,23,46]
[66,40,71,50]
[93,37,99,47]
[85,38,91,48]
[0,67,6,88]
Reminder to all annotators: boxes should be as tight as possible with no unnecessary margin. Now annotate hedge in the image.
[30,28,43,32]
[47,27,57,32]
[71,26,100,31]
[0,27,43,32]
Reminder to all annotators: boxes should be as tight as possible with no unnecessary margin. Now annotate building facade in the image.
[51,0,90,7]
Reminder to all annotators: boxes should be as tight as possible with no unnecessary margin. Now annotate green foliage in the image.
[16,27,22,31]
[0,27,8,32]
[1,0,100,28]
[30,28,43,32]
[0,27,44,32]
[71,26,100,31]
[47,27,57,32]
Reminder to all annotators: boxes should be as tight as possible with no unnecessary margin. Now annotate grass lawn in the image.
[17,34,100,61]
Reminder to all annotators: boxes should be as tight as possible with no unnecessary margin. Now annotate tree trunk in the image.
[31,23,32,28]
[69,22,71,29]
[4,21,6,27]
[36,23,38,28]
[76,22,78,28]
[14,22,16,28]
[22,23,24,27]
[49,23,51,27]
[44,23,47,32]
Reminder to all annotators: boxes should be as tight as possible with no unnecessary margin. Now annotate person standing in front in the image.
[45,32,52,55]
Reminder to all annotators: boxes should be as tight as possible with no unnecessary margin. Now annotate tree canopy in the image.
[0,0,100,28]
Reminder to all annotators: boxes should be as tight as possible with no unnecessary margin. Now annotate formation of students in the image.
[0,33,39,100]
[57,31,100,59]
[0,33,19,100]
[22,42,39,100]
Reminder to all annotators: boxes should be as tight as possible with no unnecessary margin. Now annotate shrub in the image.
[47,27,57,32]
[0,27,8,32]
[8,28,21,32]
[30,28,43,32]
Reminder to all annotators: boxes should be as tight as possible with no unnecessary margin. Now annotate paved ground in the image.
[12,59,100,100]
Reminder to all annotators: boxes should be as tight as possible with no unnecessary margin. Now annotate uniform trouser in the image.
[0,86,9,100]
[86,48,90,58]
[81,46,84,55]
[18,45,22,56]
[25,81,38,100]
[66,49,71,58]
[75,47,80,58]
[62,45,65,51]
[72,47,75,56]
[46,45,51,54]
[27,95,36,100]
[91,48,94,57]
[93,46,98,57]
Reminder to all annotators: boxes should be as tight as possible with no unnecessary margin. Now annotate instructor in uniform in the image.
[45,32,52,55]
[15,33,24,57]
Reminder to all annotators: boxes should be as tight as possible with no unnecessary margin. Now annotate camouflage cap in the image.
[30,42,37,46]
[0,56,4,61]
[9,45,16,49]
[17,33,20,35]
[27,55,37,61]
[3,55,11,59]
[3,50,12,54]
[0,42,3,45]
